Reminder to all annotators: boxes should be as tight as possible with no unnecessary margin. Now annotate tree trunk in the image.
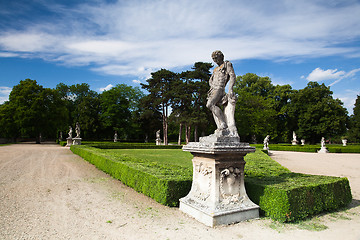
[162,102,168,145]
[178,123,183,145]
[185,124,191,144]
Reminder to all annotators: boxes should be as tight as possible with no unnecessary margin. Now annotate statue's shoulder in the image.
[224,60,233,69]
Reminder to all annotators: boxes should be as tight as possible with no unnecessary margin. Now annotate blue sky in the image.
[1,0,360,114]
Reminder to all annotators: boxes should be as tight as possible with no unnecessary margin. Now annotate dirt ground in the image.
[1,144,360,240]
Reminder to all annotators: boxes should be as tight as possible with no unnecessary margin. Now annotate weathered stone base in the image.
[180,137,259,227]
[292,140,298,145]
[180,195,259,227]
[65,137,72,147]
[72,138,82,145]
[318,147,329,153]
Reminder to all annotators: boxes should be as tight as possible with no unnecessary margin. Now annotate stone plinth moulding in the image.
[179,135,259,227]
[65,137,72,147]
[72,138,82,145]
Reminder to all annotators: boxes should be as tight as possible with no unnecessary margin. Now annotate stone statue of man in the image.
[68,126,72,138]
[75,122,81,138]
[207,50,238,137]
[263,135,270,150]
[321,137,325,148]
[293,131,297,141]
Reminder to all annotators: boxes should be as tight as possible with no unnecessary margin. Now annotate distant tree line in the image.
[0,63,359,144]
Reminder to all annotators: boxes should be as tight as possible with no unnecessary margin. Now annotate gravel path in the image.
[1,144,359,240]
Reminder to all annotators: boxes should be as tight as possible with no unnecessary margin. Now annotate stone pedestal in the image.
[179,135,259,227]
[342,139,347,147]
[292,140,298,145]
[72,138,82,145]
[318,147,329,153]
[65,137,72,147]
[156,139,161,145]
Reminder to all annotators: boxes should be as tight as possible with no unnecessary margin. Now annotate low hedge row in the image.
[70,145,191,207]
[70,145,352,222]
[244,150,352,221]
[245,174,352,222]
[253,143,360,153]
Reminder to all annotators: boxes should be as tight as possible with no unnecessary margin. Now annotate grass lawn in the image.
[102,149,193,168]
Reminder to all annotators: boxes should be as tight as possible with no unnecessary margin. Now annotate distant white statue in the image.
[156,130,161,145]
[263,135,270,150]
[68,126,73,138]
[301,139,305,145]
[321,137,325,148]
[342,139,347,146]
[292,131,298,145]
[318,137,329,153]
[114,131,118,142]
[75,122,81,138]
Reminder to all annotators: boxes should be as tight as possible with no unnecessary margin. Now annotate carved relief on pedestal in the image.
[219,166,244,204]
[193,162,212,201]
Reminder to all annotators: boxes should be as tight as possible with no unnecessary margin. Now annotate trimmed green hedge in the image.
[70,144,352,222]
[244,149,352,222]
[252,143,360,153]
[245,174,351,222]
[70,145,191,207]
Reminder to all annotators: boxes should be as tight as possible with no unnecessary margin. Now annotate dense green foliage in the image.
[141,63,214,145]
[290,82,348,144]
[71,143,352,221]
[348,95,360,142]
[1,67,357,144]
[0,79,68,143]
[234,74,349,144]
[0,81,144,142]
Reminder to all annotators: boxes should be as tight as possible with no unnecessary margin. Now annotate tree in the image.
[289,82,348,143]
[0,101,19,141]
[100,84,144,140]
[270,84,294,142]
[141,69,178,145]
[56,83,100,139]
[234,73,277,142]
[8,79,67,143]
[348,95,360,142]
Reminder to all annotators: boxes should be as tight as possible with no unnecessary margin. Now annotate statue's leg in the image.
[206,91,227,130]
[224,96,238,136]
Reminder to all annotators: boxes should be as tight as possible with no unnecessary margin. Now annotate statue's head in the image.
[211,50,224,65]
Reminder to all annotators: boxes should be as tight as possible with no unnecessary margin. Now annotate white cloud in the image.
[0,0,360,78]
[132,80,141,84]
[305,67,360,86]
[99,84,113,92]
[0,86,12,104]
[306,68,345,81]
